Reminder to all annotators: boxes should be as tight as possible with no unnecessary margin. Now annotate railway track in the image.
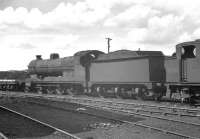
[2,92,200,138]
[3,91,200,116]
[0,132,7,139]
[0,95,131,138]
[65,97,200,119]
[8,93,200,139]
[12,97,198,139]
[57,97,200,139]
[0,105,81,139]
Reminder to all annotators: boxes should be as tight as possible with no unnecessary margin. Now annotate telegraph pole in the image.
[106,37,112,53]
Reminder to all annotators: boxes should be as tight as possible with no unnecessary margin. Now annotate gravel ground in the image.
[0,107,55,138]
[0,92,195,139]
[19,131,78,139]
[0,96,144,137]
[24,97,145,123]
[0,102,120,134]
[76,123,183,139]
[138,117,200,138]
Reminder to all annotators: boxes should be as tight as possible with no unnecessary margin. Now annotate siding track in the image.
[0,105,80,139]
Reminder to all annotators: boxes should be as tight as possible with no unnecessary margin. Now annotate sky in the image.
[0,0,200,71]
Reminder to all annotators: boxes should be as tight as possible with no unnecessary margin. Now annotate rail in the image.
[2,92,200,139]
[81,102,200,139]
[0,132,8,139]
[0,105,80,139]
[14,96,200,139]
[71,98,200,126]
[67,97,200,117]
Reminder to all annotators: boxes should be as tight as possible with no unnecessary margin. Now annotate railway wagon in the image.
[0,71,28,91]
[89,50,166,99]
[0,79,25,91]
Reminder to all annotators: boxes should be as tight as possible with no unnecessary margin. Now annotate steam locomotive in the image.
[1,39,200,102]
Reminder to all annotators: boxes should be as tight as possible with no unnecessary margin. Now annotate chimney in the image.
[50,53,59,60]
[36,55,42,60]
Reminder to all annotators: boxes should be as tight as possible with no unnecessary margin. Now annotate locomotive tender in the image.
[1,39,200,101]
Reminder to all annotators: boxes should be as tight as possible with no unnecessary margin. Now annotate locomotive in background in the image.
[1,39,200,102]
[0,70,28,91]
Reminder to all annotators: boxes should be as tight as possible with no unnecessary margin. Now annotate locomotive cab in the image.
[176,40,200,83]
[168,40,200,103]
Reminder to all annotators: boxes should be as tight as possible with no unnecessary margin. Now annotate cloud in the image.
[103,0,200,45]
[127,28,147,42]
[104,4,160,27]
[0,33,79,70]
[145,15,183,44]
[114,14,182,46]
[1,0,200,70]
[0,33,79,50]
[16,43,37,49]
[0,1,112,29]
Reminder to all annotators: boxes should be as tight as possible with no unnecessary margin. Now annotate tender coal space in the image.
[0,108,55,138]
[0,96,145,134]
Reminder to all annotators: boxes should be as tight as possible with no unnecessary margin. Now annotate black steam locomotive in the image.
[1,39,200,102]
